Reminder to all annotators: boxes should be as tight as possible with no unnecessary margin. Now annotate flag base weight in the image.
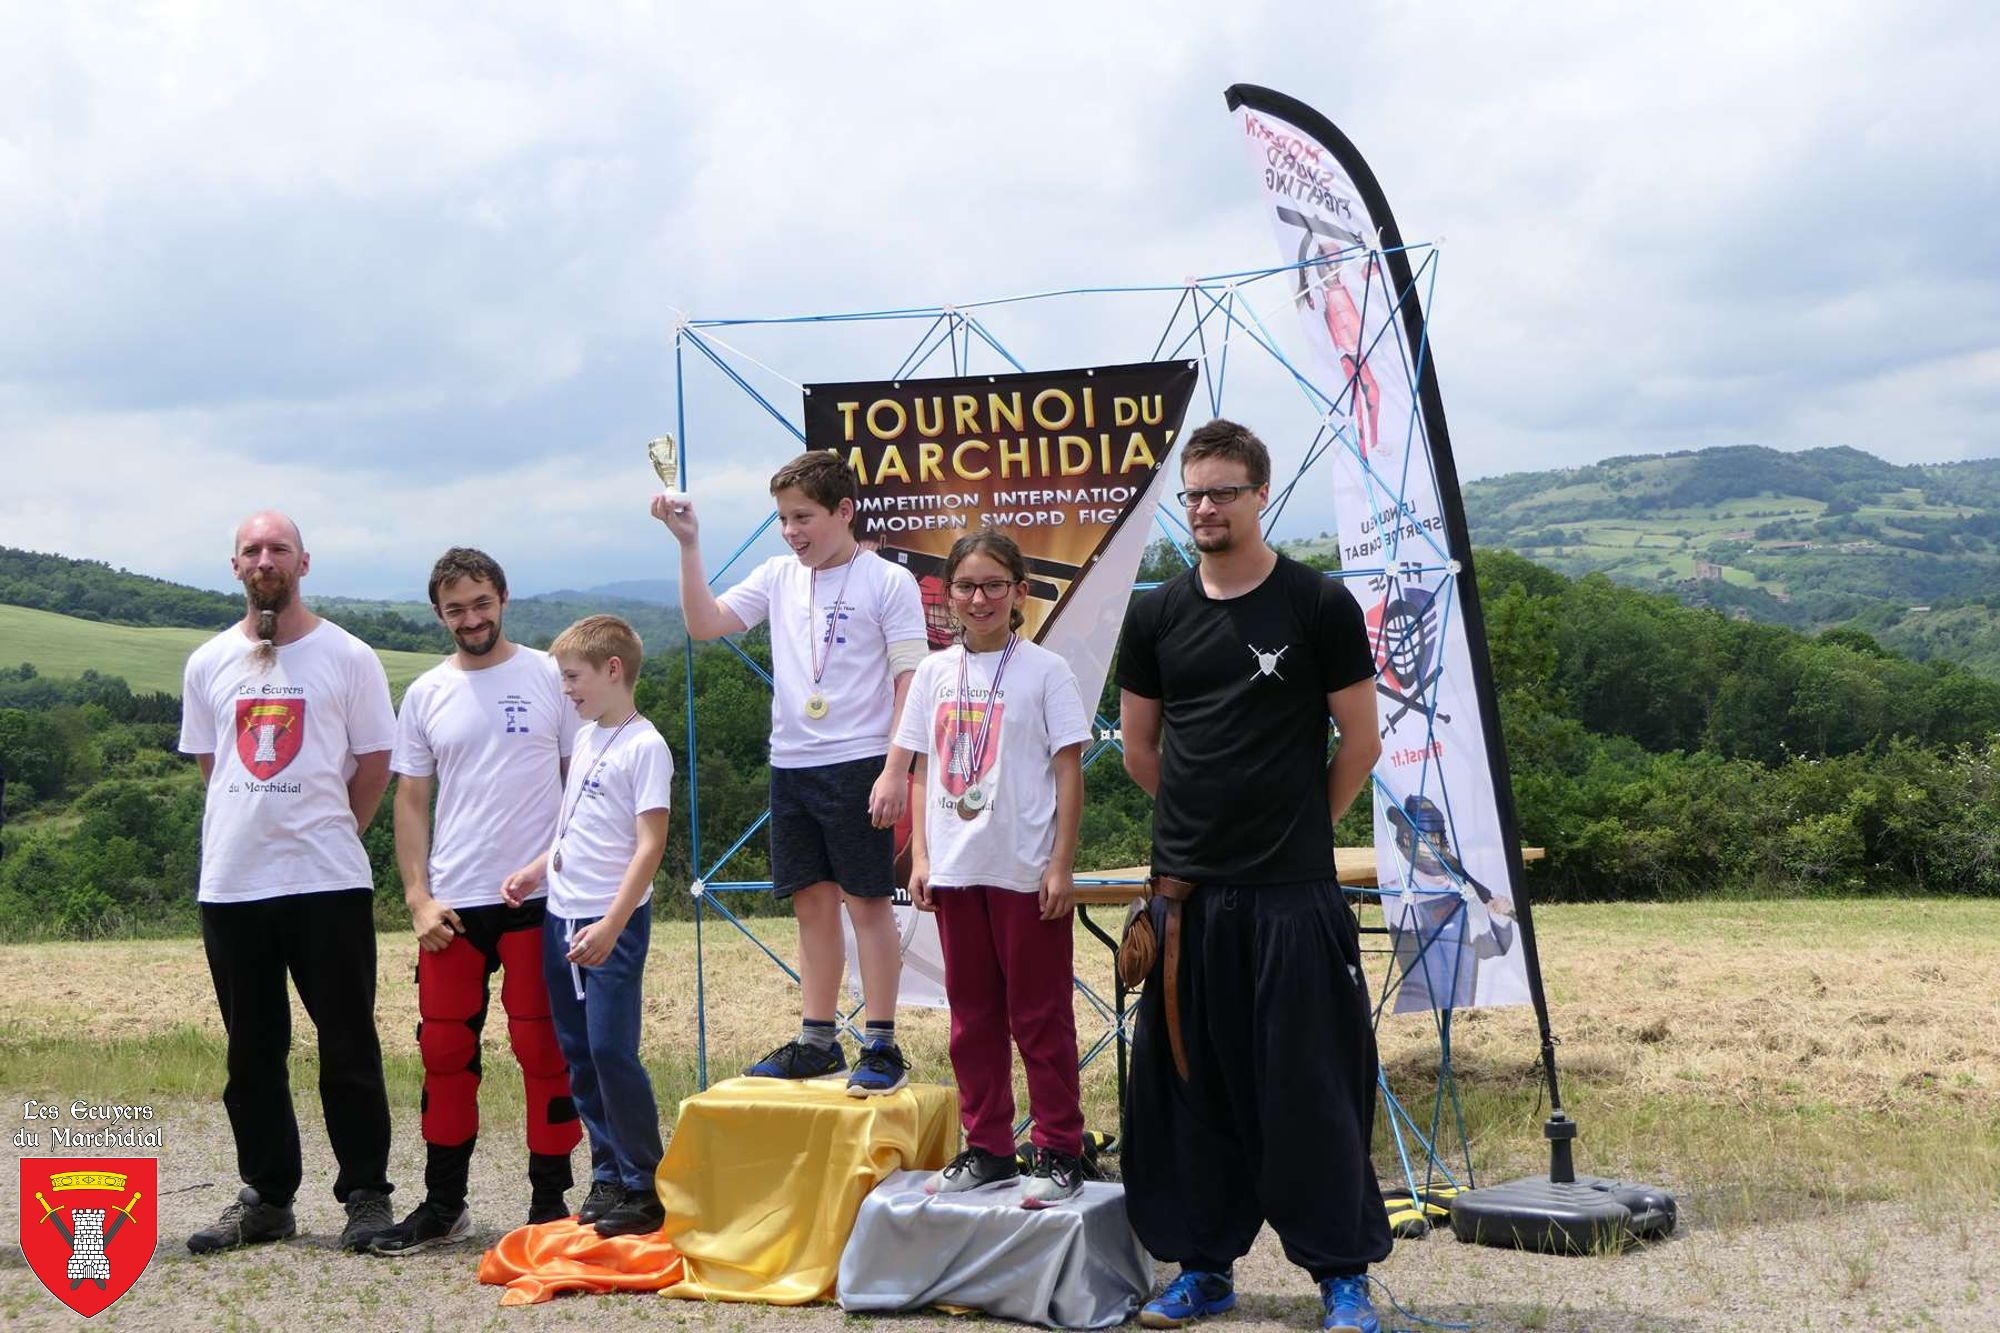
[1448,1173,1677,1253]
[1448,1114,1677,1253]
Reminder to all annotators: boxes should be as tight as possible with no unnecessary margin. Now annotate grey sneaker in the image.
[1019,1147,1084,1209]
[337,1189,396,1253]
[924,1146,1020,1195]
[187,1186,296,1254]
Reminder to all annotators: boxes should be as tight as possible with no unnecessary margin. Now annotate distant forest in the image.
[7,541,2000,940]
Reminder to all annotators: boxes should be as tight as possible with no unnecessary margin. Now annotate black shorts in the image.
[769,755,895,900]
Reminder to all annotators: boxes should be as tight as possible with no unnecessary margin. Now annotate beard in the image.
[1191,525,1234,553]
[244,570,295,614]
[453,622,503,658]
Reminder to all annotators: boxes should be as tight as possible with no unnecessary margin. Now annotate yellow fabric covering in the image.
[660,1077,959,1304]
[478,1076,957,1307]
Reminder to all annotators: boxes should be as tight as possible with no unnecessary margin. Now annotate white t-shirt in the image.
[544,714,674,920]
[892,639,1091,893]
[718,548,926,769]
[391,647,581,909]
[178,620,397,904]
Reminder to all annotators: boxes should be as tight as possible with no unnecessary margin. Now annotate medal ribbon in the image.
[553,709,640,863]
[953,633,1018,788]
[808,549,861,692]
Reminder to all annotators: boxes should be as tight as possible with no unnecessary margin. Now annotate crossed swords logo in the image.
[33,1188,142,1292]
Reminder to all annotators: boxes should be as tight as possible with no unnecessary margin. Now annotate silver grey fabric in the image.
[838,1169,1153,1328]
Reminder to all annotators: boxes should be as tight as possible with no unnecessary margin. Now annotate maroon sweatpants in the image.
[934,885,1084,1157]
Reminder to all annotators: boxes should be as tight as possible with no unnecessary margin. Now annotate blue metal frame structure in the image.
[673,242,1489,1202]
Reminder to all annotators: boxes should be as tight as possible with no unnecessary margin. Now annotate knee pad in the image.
[507,1014,567,1082]
[419,1016,480,1077]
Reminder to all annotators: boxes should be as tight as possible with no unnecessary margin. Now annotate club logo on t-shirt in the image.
[499,695,532,735]
[235,698,305,780]
[1247,642,1290,680]
[820,599,852,646]
[932,699,1005,797]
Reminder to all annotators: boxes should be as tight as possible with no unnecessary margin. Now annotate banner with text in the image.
[1227,84,1539,1012]
[808,361,1201,1006]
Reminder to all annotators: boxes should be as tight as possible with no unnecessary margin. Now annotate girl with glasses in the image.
[884,530,1093,1206]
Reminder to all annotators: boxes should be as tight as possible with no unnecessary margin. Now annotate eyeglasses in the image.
[1177,485,1256,508]
[948,578,1018,600]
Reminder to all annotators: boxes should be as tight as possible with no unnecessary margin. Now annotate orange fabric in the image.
[477,1219,686,1307]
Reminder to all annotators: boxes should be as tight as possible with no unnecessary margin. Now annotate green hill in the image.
[1,545,686,657]
[1288,445,2000,677]
[0,604,442,697]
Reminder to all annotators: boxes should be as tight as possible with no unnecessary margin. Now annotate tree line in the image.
[9,548,2000,938]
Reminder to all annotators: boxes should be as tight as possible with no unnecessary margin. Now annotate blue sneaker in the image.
[845,1041,910,1097]
[745,1039,846,1079]
[1140,1270,1236,1328]
[1319,1275,1380,1333]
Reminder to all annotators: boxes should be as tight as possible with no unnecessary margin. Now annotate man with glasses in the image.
[1117,421,1393,1332]
[370,548,585,1253]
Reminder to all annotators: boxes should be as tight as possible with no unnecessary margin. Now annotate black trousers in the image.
[1123,879,1393,1281]
[201,888,393,1207]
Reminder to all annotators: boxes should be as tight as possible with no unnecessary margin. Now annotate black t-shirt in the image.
[1117,553,1375,883]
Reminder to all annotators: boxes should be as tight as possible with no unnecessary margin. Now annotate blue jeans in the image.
[542,903,663,1194]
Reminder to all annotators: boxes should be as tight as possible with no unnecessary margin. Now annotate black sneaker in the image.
[576,1179,624,1225]
[593,1191,666,1238]
[186,1186,296,1255]
[745,1039,847,1079]
[526,1192,569,1226]
[846,1042,911,1098]
[337,1189,396,1253]
[1020,1147,1084,1209]
[367,1200,472,1255]
[924,1146,1021,1195]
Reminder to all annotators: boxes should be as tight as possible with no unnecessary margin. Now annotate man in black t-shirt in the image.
[1117,420,1392,1332]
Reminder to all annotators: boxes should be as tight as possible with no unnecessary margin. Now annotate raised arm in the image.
[650,494,747,640]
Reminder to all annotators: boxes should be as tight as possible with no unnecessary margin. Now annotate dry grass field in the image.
[3,898,1997,1330]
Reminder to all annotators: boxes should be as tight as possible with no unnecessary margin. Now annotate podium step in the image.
[839,1168,1153,1329]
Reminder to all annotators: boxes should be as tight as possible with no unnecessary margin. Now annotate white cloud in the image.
[1,0,1994,593]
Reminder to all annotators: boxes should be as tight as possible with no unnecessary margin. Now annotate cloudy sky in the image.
[2,1,1994,598]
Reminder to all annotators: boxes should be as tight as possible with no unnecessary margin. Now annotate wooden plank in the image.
[1074,847,1545,906]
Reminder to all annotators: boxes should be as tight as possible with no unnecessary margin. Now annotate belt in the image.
[1149,873,1196,1081]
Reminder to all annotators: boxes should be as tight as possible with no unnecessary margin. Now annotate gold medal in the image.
[805,693,829,720]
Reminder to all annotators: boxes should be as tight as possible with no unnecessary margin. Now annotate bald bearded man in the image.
[177,512,400,1256]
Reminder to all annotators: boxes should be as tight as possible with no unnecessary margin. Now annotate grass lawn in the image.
[0,603,442,696]
[2,898,1993,1221]
[3,897,1997,1330]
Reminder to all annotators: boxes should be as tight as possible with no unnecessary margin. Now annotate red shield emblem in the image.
[235,697,306,779]
[19,1158,158,1318]
[932,699,1005,797]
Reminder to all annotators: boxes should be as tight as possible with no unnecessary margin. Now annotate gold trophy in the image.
[647,434,680,494]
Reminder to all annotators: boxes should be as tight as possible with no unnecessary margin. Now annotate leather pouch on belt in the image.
[1117,874,1197,1080]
